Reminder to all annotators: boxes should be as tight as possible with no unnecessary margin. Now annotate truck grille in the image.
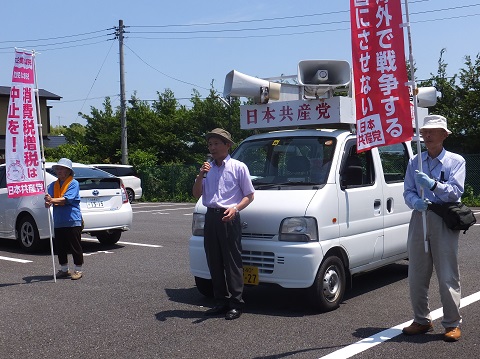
[241,251,275,274]
[242,232,275,240]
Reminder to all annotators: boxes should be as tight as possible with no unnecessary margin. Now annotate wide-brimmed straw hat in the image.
[206,128,234,145]
[52,158,74,175]
[420,115,452,134]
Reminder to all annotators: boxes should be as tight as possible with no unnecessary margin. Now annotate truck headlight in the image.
[279,217,318,242]
[192,213,205,236]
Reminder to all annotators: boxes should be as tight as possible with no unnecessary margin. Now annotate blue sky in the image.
[1,0,478,127]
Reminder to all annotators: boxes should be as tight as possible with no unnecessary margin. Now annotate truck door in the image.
[377,142,411,259]
[337,140,384,268]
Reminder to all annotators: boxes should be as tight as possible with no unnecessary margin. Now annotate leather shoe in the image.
[225,308,242,320]
[402,321,433,335]
[204,305,229,316]
[444,327,461,342]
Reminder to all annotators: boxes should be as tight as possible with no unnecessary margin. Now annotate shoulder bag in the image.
[428,202,476,233]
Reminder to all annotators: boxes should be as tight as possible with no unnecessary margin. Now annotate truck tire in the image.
[309,255,346,312]
[194,276,214,298]
[17,214,42,252]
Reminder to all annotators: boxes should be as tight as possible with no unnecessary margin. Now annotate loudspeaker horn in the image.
[297,60,351,98]
[223,70,281,103]
[417,86,440,108]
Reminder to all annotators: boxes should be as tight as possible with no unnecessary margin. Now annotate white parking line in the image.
[116,241,162,248]
[133,207,194,213]
[81,237,162,248]
[0,255,32,263]
[318,290,480,359]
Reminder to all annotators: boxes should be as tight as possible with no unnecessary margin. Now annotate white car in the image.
[91,164,142,203]
[0,162,132,252]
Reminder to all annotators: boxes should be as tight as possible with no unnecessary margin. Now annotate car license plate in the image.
[86,198,104,208]
[243,265,259,285]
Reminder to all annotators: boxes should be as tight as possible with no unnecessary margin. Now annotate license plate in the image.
[86,198,104,208]
[243,265,259,285]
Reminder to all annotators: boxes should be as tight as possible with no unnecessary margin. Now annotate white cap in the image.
[52,158,74,175]
[420,115,451,134]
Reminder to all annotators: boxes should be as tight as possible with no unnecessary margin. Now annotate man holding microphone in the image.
[193,128,255,320]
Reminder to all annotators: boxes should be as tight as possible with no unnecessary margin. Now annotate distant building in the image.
[0,85,61,164]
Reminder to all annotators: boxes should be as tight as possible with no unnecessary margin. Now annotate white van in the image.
[189,114,422,311]
[189,61,433,312]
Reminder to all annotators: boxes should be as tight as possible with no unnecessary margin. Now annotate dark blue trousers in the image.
[204,210,244,309]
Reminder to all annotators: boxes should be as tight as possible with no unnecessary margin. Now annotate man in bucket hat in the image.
[193,128,254,320]
[45,158,84,280]
[402,115,465,341]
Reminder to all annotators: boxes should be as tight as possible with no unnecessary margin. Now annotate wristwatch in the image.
[233,206,239,213]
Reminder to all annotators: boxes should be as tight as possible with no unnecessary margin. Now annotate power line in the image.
[126,3,480,35]
[124,43,211,91]
[74,39,116,122]
[127,12,480,41]
[0,34,112,51]
[0,28,114,44]
[1,3,477,48]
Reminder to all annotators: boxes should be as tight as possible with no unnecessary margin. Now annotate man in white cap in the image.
[193,128,255,320]
[402,115,465,341]
[44,158,84,280]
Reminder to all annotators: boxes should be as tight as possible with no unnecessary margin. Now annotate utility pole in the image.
[117,19,128,164]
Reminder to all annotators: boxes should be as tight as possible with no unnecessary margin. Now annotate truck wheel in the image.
[96,230,122,245]
[194,276,214,298]
[17,215,42,252]
[310,255,346,312]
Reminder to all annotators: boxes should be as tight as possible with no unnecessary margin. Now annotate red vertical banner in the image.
[350,0,412,152]
[5,50,44,198]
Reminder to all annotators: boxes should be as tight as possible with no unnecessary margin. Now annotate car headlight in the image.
[279,217,318,242]
[192,213,205,236]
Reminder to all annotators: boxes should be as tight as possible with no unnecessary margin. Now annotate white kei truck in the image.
[189,60,433,312]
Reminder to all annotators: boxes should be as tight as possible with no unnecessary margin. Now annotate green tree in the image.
[63,123,86,145]
[44,143,92,163]
[419,49,480,153]
[81,97,122,163]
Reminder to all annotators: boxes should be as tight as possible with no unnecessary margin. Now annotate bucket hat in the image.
[52,158,74,175]
[206,128,234,145]
[420,115,452,134]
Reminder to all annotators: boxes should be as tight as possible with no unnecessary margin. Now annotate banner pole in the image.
[31,50,57,282]
[403,0,428,253]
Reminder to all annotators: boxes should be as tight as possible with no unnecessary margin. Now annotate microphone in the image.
[203,154,213,178]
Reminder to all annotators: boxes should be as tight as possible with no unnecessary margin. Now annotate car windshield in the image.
[232,136,336,188]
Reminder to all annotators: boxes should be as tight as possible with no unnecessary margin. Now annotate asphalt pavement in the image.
[0,203,479,359]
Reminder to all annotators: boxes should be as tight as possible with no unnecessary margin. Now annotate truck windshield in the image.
[232,136,336,187]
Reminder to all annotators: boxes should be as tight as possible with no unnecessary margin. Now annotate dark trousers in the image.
[54,226,84,266]
[204,210,244,309]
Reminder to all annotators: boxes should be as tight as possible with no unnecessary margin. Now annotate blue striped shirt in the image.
[404,148,465,208]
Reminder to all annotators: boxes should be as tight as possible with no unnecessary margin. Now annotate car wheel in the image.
[96,229,122,245]
[194,276,214,298]
[16,215,42,252]
[309,255,346,312]
[126,188,134,203]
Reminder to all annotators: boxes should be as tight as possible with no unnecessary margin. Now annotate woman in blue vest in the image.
[44,158,83,280]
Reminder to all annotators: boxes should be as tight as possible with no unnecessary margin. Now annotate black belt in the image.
[207,207,226,213]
